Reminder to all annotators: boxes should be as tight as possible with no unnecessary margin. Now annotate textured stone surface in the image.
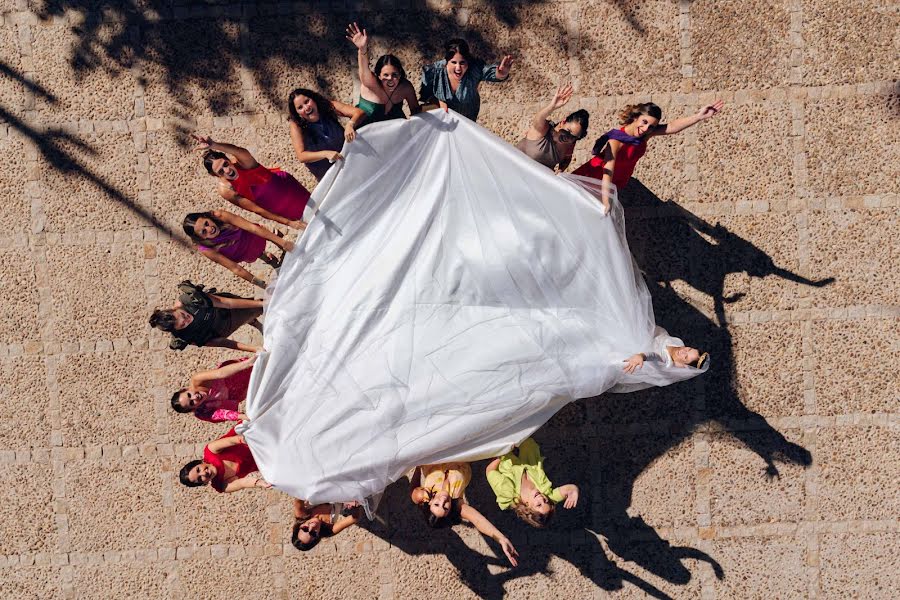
[0,248,40,343]
[72,563,171,600]
[0,463,55,555]
[814,319,899,415]
[712,536,807,599]
[820,533,900,598]
[729,322,804,417]
[57,351,156,446]
[817,426,900,522]
[807,209,900,307]
[802,0,900,86]
[0,2,897,598]
[696,100,795,204]
[692,0,793,90]
[65,457,167,552]
[805,94,900,196]
[0,356,49,449]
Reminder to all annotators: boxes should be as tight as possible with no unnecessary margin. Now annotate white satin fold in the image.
[240,110,706,506]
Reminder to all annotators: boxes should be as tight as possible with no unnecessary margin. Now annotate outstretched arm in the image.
[198,248,265,288]
[331,99,366,142]
[204,338,261,353]
[208,294,263,310]
[651,100,724,136]
[460,504,519,566]
[207,434,246,455]
[346,23,382,99]
[213,210,295,253]
[525,83,573,140]
[331,508,362,535]
[223,474,271,493]
[289,121,344,165]
[192,134,259,169]
[190,355,257,388]
[555,484,580,509]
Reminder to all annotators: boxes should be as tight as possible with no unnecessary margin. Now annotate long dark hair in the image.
[563,109,590,139]
[179,460,204,487]
[419,496,463,529]
[182,211,226,245]
[291,517,334,551]
[201,149,228,175]
[170,388,190,413]
[373,54,407,82]
[287,88,339,130]
[443,38,473,62]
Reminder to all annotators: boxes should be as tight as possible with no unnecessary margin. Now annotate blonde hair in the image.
[618,102,662,125]
[512,498,555,529]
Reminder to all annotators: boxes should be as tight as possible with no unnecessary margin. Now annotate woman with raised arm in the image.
[516,83,589,172]
[419,38,513,122]
[170,355,257,423]
[407,462,519,566]
[288,88,366,182]
[290,499,363,552]
[182,209,294,289]
[345,22,421,126]
[573,100,724,213]
[486,438,579,529]
[194,135,309,231]
[149,281,262,352]
[179,428,271,494]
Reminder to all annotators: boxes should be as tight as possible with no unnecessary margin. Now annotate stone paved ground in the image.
[0,1,897,598]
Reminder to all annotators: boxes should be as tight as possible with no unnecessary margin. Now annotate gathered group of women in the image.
[147,24,721,562]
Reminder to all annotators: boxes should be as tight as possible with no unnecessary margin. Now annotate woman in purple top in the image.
[171,356,257,422]
[288,88,366,181]
[183,210,294,289]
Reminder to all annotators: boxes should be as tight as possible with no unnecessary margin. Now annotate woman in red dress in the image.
[573,100,724,213]
[179,428,271,494]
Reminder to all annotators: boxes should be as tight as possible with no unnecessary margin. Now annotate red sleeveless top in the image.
[203,427,258,493]
[231,164,275,202]
[572,128,648,189]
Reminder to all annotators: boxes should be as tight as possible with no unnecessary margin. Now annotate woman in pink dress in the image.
[182,209,294,289]
[170,355,257,422]
[194,134,310,231]
[179,428,271,494]
[573,100,724,212]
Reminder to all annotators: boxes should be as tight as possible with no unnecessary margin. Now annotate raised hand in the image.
[563,485,579,509]
[497,54,515,79]
[696,99,724,121]
[345,22,368,50]
[191,133,213,151]
[550,83,574,110]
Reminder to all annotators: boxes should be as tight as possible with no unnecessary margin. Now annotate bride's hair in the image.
[618,102,662,125]
[692,352,709,369]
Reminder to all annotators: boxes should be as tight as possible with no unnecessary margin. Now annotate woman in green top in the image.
[345,22,421,125]
[485,437,579,528]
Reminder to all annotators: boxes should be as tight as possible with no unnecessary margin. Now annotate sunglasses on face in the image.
[557,129,581,143]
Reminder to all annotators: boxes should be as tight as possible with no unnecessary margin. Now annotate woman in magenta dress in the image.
[573,100,724,213]
[182,209,294,289]
[179,428,271,494]
[193,134,310,231]
[170,355,257,423]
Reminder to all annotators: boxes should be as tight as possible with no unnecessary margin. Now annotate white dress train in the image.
[239,110,707,507]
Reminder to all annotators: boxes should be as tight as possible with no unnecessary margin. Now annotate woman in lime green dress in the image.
[485,437,580,528]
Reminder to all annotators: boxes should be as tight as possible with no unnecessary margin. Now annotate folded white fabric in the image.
[240,110,706,505]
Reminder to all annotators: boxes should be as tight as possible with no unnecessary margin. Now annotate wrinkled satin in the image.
[240,110,705,506]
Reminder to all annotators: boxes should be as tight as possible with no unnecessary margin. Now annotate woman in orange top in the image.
[573,100,724,213]
[408,462,519,566]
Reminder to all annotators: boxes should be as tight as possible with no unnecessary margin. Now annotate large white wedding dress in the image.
[240,110,706,507]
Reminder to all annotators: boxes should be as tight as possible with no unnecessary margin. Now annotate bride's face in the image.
[672,346,701,367]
